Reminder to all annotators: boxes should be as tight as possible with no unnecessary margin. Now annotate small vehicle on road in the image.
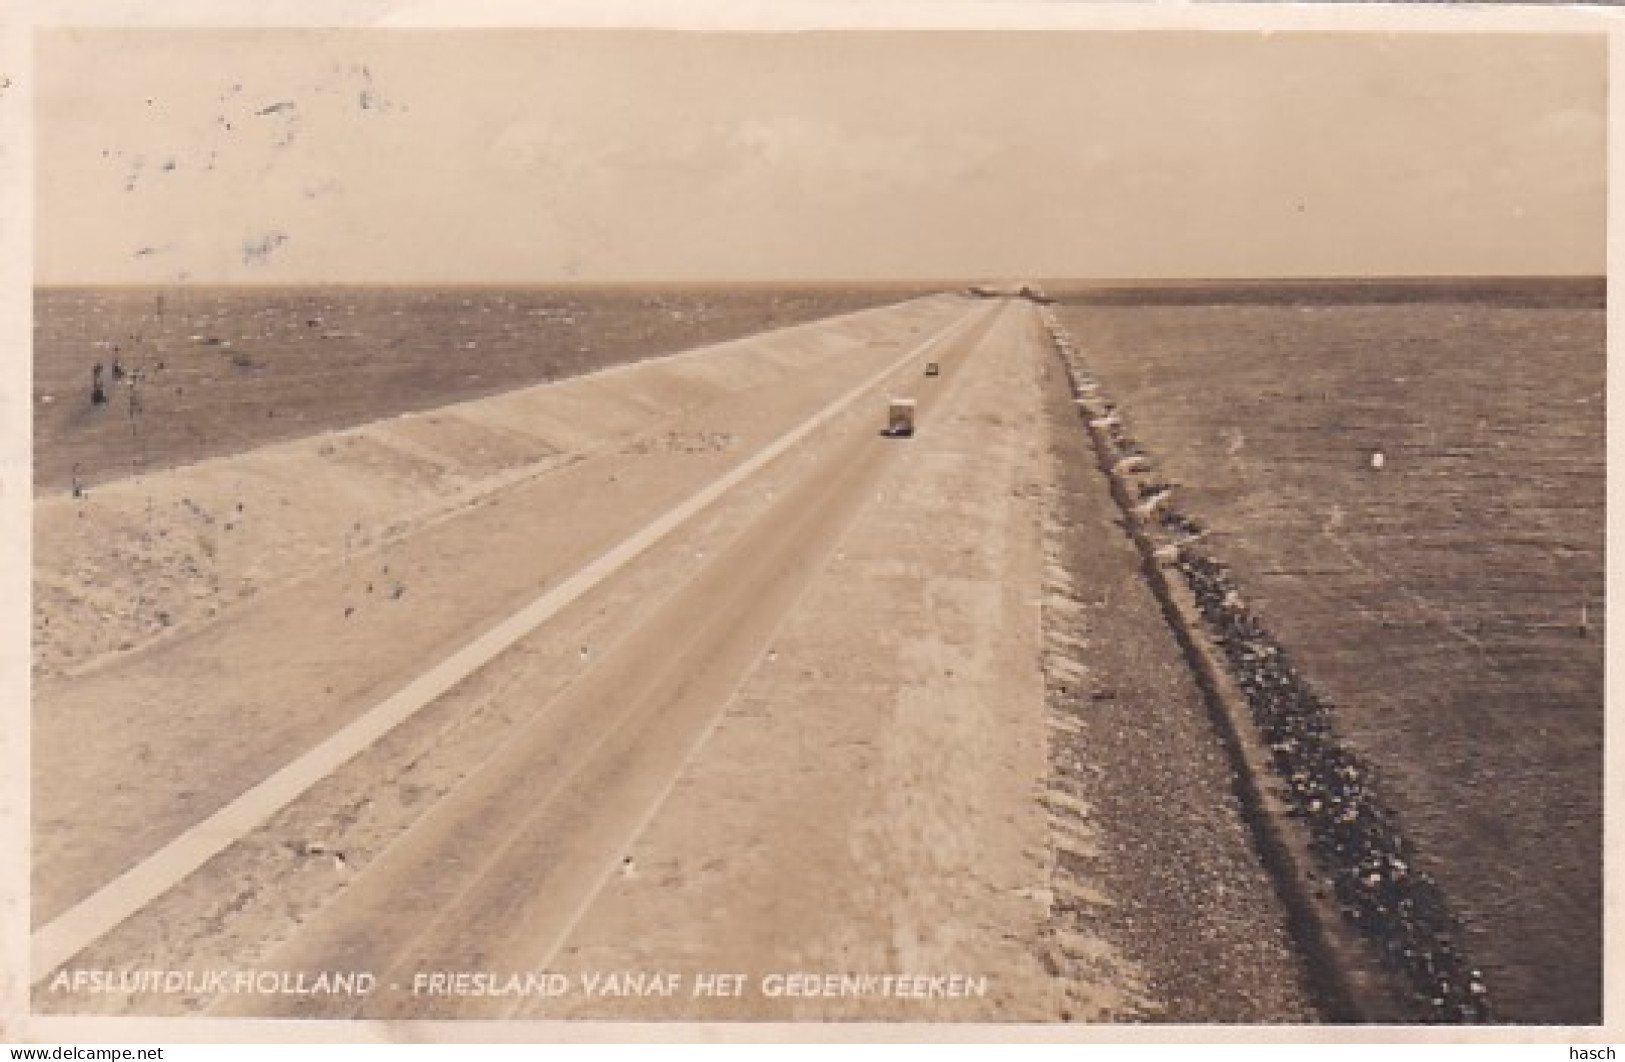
[885,398,917,437]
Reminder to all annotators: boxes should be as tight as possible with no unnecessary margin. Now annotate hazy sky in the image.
[34,29,1605,284]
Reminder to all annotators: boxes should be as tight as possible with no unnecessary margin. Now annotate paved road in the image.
[218,301,1005,1019]
[33,297,1020,1013]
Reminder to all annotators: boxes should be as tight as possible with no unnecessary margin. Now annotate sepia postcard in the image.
[1,0,1617,1047]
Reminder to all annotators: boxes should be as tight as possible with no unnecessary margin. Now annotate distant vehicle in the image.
[966,281,1054,304]
[924,362,940,377]
[885,398,917,438]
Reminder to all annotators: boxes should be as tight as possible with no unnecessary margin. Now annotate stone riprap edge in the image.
[1038,307,1492,1025]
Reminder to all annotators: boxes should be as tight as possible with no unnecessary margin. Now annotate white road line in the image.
[30,301,984,984]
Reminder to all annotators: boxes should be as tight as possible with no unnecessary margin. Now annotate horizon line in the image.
[31,273,1609,291]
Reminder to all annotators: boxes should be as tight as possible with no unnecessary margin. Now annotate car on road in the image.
[885,398,917,437]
